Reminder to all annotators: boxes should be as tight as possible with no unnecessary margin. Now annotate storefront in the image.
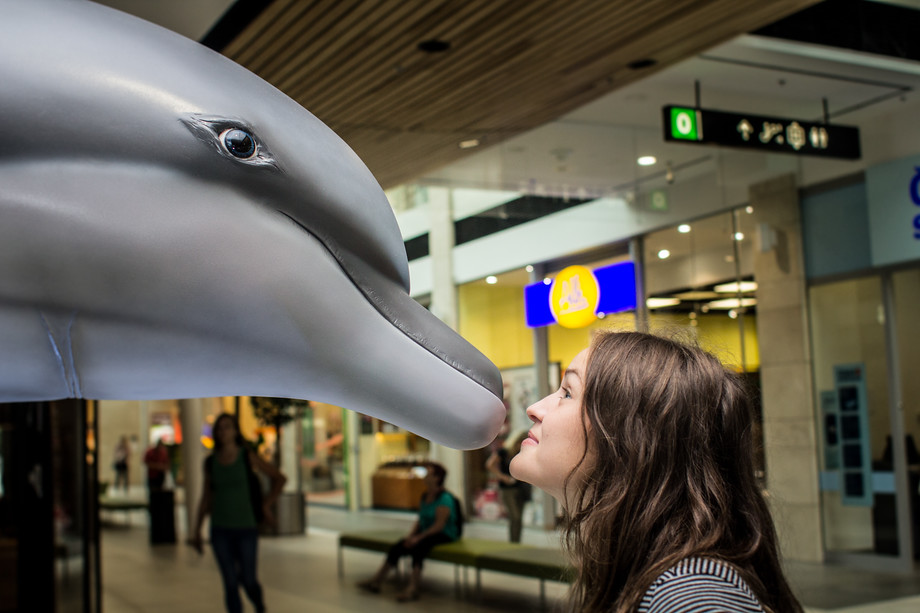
[804,156,920,568]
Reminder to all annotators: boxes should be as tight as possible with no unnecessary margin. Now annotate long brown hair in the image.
[562,331,802,613]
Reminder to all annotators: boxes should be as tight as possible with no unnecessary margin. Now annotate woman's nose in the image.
[525,394,549,423]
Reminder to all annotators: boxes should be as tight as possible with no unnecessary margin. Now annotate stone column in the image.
[749,174,823,562]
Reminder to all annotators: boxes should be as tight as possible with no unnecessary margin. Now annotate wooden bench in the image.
[98,496,148,525]
[337,529,572,608]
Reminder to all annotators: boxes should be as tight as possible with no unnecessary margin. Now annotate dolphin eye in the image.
[183,115,279,170]
[221,128,256,159]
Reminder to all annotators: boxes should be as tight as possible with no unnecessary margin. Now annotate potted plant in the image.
[250,396,310,536]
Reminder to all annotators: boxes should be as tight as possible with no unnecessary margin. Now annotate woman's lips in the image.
[522,431,539,446]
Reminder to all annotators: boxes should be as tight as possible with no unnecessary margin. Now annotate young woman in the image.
[192,413,286,613]
[112,435,130,492]
[357,462,460,602]
[510,331,803,613]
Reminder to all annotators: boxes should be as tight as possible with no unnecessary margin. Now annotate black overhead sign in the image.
[662,105,861,160]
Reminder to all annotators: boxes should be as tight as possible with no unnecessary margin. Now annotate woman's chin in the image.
[508,455,531,484]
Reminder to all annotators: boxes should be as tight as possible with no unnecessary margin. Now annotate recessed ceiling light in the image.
[733,232,744,241]
[707,298,757,309]
[714,281,758,293]
[637,155,657,166]
[745,206,754,214]
[459,139,480,149]
[678,224,691,233]
[543,278,552,285]
[485,275,498,285]
[657,249,670,259]
[525,265,534,273]
[418,39,451,53]
[647,297,680,309]
[674,291,720,300]
[628,58,657,70]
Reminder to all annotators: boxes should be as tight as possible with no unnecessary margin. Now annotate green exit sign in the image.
[669,107,702,141]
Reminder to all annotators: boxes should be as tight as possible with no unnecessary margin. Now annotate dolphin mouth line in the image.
[277,211,502,398]
[39,309,82,397]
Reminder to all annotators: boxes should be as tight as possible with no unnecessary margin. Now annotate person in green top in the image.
[358,462,459,602]
[192,413,286,613]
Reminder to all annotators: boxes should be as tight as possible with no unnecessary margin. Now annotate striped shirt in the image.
[637,558,765,613]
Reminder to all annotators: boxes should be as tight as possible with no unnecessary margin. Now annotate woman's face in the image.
[214,417,238,446]
[510,348,590,506]
[423,468,441,491]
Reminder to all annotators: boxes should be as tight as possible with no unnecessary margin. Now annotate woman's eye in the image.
[220,128,257,159]
[562,389,572,400]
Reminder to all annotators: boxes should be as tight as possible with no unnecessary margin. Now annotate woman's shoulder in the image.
[638,557,765,613]
[421,490,454,510]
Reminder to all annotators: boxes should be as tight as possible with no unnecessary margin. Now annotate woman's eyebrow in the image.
[564,368,582,382]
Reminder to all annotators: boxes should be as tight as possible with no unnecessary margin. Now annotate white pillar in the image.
[427,186,457,329]
[425,186,467,498]
[178,398,204,540]
[346,410,362,511]
[280,419,298,493]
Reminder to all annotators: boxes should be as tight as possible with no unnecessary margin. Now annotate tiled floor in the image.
[99,501,920,612]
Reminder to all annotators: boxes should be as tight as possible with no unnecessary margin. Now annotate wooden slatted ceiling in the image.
[222,0,820,189]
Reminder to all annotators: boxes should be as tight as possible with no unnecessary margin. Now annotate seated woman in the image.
[357,462,460,602]
[510,331,803,613]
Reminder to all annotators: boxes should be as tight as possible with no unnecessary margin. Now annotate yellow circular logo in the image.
[549,265,599,328]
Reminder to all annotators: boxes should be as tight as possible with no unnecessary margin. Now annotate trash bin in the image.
[262,491,305,536]
[148,489,176,545]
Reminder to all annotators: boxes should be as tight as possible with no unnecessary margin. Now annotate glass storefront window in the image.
[893,268,920,557]
[302,402,346,506]
[810,276,896,556]
[355,412,431,511]
[643,208,758,371]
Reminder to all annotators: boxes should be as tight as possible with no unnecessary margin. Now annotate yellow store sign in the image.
[549,265,600,328]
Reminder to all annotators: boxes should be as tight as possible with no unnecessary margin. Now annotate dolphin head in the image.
[0,0,505,449]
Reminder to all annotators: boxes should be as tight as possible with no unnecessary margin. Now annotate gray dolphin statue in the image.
[0,0,505,449]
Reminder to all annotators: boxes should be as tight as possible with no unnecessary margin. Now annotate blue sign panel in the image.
[594,261,637,315]
[865,154,920,267]
[524,281,556,328]
[523,261,636,328]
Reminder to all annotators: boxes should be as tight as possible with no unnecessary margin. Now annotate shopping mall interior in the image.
[2,0,920,611]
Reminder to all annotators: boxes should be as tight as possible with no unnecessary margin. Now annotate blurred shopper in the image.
[192,413,286,613]
[510,331,803,613]
[486,430,531,542]
[112,435,130,492]
[357,462,461,602]
[143,438,169,492]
